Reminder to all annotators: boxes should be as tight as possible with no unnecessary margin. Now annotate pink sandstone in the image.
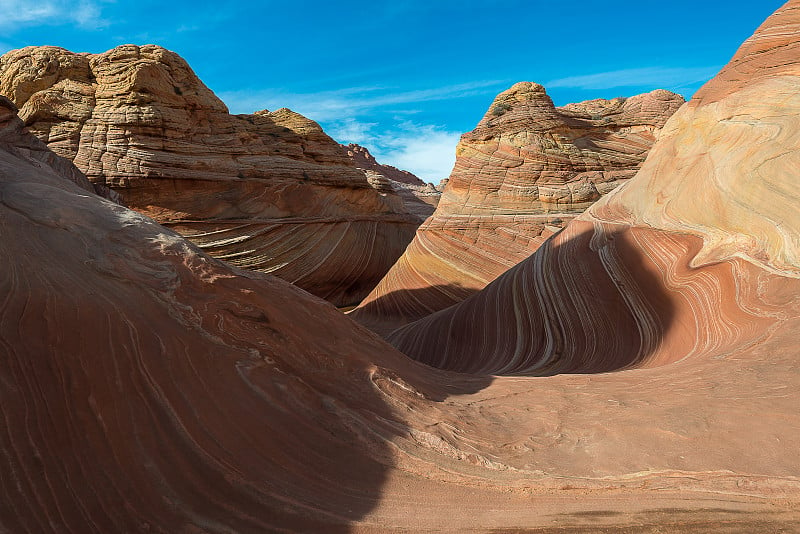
[351,84,683,334]
[0,44,419,306]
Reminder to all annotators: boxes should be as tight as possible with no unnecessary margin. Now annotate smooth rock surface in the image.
[0,44,419,306]
[2,62,799,529]
[2,3,800,532]
[351,84,684,333]
[388,4,800,374]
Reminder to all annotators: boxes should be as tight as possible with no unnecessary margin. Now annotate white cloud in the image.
[218,79,506,118]
[547,66,722,91]
[328,118,379,143]
[378,126,460,183]
[0,0,111,29]
[217,80,500,182]
[329,119,460,183]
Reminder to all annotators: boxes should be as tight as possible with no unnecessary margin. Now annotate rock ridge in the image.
[351,84,684,333]
[0,44,419,306]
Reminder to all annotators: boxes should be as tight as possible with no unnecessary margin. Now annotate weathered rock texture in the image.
[351,84,684,333]
[389,5,800,373]
[0,95,111,199]
[345,143,440,221]
[345,142,425,186]
[2,4,800,528]
[0,44,419,306]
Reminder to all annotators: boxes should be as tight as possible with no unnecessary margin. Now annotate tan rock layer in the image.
[387,4,800,374]
[0,44,418,306]
[2,75,800,532]
[345,142,426,186]
[362,168,441,222]
[346,143,441,222]
[351,85,684,333]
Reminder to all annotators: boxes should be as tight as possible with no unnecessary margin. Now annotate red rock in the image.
[2,3,800,531]
[351,85,684,334]
[0,44,419,306]
[2,75,798,529]
[345,143,440,222]
[387,0,800,386]
[345,142,426,186]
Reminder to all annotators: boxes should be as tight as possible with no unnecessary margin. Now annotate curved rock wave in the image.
[388,1,800,376]
[352,85,684,333]
[2,3,800,531]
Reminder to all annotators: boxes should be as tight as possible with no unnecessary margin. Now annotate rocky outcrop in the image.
[345,143,425,185]
[3,4,800,529]
[351,85,684,333]
[3,14,800,527]
[0,44,419,306]
[0,94,425,531]
[0,95,109,199]
[345,143,440,221]
[388,3,800,374]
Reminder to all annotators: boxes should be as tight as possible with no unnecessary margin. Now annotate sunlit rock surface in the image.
[345,142,427,186]
[345,143,441,221]
[2,3,800,531]
[351,83,683,334]
[0,44,419,306]
[389,5,800,373]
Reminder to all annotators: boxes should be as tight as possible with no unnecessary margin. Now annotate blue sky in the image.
[0,0,786,182]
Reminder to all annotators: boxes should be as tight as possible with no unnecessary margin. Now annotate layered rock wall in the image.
[388,3,800,375]
[345,143,440,221]
[2,3,800,529]
[352,86,684,333]
[0,44,418,305]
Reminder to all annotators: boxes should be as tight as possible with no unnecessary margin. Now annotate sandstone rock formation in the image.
[0,95,111,200]
[3,25,800,526]
[345,142,425,186]
[3,3,800,532]
[351,84,684,333]
[345,143,440,221]
[0,44,419,306]
[388,6,800,374]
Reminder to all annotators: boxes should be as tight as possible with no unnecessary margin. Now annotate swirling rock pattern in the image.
[2,86,800,532]
[351,84,684,333]
[3,6,800,527]
[0,44,419,306]
[389,3,800,376]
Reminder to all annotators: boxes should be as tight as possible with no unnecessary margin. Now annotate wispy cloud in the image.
[328,118,379,142]
[219,79,507,119]
[547,66,722,91]
[328,118,459,182]
[0,0,112,29]
[216,80,502,182]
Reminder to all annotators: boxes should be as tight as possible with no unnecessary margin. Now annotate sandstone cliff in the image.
[3,9,800,524]
[0,0,800,534]
[388,6,800,374]
[0,95,114,200]
[345,143,426,185]
[345,143,440,221]
[352,85,684,333]
[2,3,800,531]
[0,44,419,306]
